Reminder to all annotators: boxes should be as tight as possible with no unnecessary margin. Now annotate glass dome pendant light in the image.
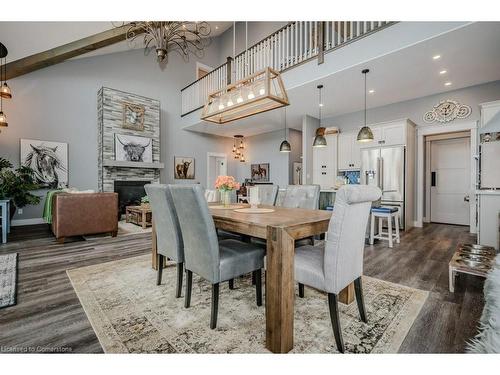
[0,45,12,99]
[312,84,327,147]
[357,69,374,143]
[279,107,291,152]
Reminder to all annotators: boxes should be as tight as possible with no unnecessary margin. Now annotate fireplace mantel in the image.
[103,160,164,169]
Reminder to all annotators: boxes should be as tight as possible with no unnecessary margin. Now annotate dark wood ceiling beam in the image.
[1,24,143,80]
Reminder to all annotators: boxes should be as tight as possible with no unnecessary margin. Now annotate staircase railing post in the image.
[317,21,325,65]
[226,56,233,84]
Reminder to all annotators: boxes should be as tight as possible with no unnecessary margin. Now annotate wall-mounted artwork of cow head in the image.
[122,102,145,131]
[20,139,69,189]
[114,134,153,163]
[174,157,195,180]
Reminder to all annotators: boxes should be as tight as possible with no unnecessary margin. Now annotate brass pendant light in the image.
[279,107,291,152]
[357,69,374,143]
[232,135,246,162]
[312,85,326,147]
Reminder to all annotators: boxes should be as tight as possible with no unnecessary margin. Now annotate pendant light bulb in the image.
[313,85,327,147]
[357,69,374,143]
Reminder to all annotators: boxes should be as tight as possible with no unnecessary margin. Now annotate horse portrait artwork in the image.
[114,134,153,163]
[251,163,270,182]
[174,157,195,179]
[20,139,68,189]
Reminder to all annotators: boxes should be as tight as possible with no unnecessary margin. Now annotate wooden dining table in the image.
[151,204,355,353]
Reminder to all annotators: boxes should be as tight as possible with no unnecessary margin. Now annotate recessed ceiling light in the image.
[439,70,447,75]
[368,89,375,94]
[215,25,219,30]
[433,55,441,60]
[444,82,452,86]
[319,103,324,107]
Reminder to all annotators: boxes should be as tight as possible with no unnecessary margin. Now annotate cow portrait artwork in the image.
[20,139,69,188]
[174,157,195,179]
[114,134,153,163]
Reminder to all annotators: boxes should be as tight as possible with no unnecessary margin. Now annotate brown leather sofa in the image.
[51,192,118,243]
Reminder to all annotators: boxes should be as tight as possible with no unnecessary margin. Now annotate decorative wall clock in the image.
[423,99,472,123]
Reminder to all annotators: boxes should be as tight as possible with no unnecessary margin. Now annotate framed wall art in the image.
[20,138,68,188]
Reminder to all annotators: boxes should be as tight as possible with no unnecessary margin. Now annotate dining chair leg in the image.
[184,270,193,308]
[176,263,184,298]
[327,293,345,353]
[156,254,163,286]
[354,277,368,323]
[298,283,305,298]
[210,283,220,329]
[229,279,235,290]
[254,269,262,306]
[251,272,256,285]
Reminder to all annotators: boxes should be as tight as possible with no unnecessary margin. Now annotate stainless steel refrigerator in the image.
[361,146,406,229]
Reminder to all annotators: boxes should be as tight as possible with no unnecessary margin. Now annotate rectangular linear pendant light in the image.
[201,67,289,124]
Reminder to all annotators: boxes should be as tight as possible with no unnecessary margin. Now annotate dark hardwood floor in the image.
[0,223,481,353]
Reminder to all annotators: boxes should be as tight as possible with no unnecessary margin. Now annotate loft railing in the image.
[181,21,395,116]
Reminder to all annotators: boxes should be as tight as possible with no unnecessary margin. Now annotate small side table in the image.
[125,205,152,229]
[0,199,11,244]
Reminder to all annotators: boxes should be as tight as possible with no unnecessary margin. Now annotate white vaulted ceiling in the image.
[0,21,232,62]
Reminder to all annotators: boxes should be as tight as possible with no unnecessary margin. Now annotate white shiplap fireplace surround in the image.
[97,87,164,196]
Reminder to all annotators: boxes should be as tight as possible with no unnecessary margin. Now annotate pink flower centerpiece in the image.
[215,175,240,207]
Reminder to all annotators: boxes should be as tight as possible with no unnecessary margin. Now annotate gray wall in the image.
[322,80,500,131]
[0,43,237,222]
[288,129,303,184]
[235,128,302,187]
[302,115,320,185]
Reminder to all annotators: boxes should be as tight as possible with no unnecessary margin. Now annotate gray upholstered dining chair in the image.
[169,184,265,329]
[256,185,279,205]
[294,184,381,353]
[144,184,184,298]
[281,184,320,209]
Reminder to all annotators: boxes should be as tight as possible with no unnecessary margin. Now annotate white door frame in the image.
[416,121,477,232]
[206,152,227,189]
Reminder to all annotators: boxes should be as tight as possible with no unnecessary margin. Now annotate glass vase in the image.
[221,190,232,207]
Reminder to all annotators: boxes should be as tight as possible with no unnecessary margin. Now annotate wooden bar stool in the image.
[370,206,400,248]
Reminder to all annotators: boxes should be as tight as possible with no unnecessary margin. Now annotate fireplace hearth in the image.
[114,180,151,216]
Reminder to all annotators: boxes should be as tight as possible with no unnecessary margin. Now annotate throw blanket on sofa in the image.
[467,253,500,353]
[42,189,62,224]
[42,188,96,224]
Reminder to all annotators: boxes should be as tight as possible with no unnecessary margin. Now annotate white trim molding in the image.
[11,218,45,226]
[416,121,478,232]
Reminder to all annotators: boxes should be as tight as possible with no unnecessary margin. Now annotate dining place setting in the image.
[147,176,382,353]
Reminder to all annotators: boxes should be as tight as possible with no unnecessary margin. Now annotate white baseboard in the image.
[413,220,423,228]
[11,218,46,226]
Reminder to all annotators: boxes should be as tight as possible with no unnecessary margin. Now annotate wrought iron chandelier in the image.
[0,42,12,131]
[125,22,211,64]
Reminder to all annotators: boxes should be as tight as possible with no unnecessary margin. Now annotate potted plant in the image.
[0,157,41,219]
[215,175,240,208]
[140,195,150,209]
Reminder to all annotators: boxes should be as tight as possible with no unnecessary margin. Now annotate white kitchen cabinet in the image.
[313,134,338,189]
[338,132,361,171]
[359,120,407,148]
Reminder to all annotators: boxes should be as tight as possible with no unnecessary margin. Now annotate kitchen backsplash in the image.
[339,170,361,184]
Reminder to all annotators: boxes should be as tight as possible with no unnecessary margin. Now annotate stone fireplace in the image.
[97,87,163,216]
[114,180,151,215]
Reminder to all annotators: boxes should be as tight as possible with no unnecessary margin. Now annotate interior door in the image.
[380,146,404,202]
[430,137,470,225]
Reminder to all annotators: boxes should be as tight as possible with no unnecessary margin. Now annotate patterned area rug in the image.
[67,255,428,353]
[0,253,17,309]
